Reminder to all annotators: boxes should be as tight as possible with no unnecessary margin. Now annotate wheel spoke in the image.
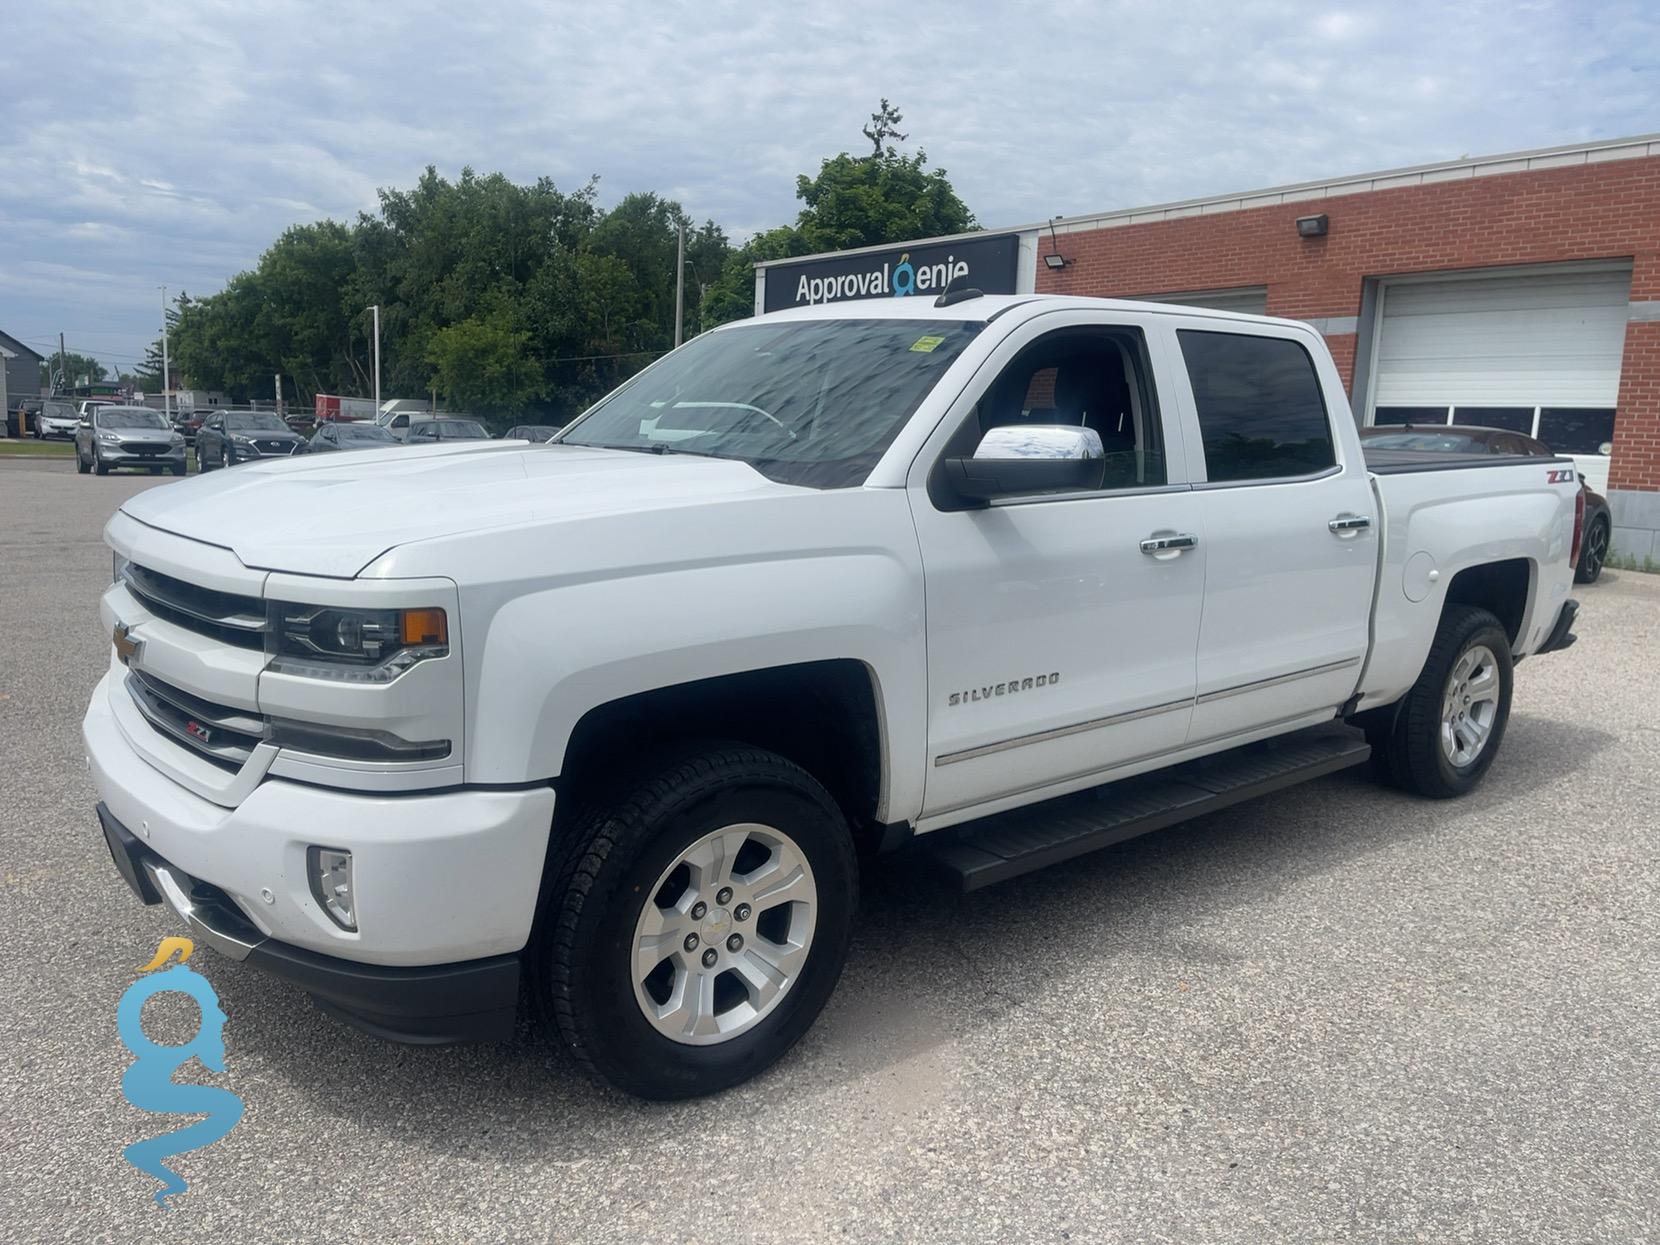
[683,827,751,889]
[1465,666,1498,699]
[635,927,688,981]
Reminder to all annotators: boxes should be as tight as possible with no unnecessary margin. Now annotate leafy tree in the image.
[424,309,540,416]
[862,98,907,157]
[54,351,108,386]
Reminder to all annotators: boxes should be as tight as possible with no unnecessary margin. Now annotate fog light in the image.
[308,846,356,931]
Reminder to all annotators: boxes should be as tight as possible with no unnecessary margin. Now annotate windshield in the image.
[44,400,77,418]
[440,420,489,439]
[339,424,395,442]
[96,408,169,430]
[225,412,289,432]
[559,318,983,488]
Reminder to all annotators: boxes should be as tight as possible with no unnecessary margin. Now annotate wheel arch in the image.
[556,659,892,836]
[1442,556,1533,648]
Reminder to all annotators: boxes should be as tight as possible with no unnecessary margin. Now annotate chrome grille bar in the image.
[125,670,263,768]
[122,562,267,648]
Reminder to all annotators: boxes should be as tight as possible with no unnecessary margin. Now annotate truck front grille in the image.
[125,669,265,770]
[122,562,267,650]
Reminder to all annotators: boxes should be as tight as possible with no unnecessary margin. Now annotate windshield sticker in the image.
[909,335,946,353]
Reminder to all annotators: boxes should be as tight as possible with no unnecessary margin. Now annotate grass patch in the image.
[0,439,74,456]
[1606,550,1660,575]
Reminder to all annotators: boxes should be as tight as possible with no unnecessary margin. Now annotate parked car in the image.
[9,396,44,438]
[308,421,399,453]
[1360,424,1610,583]
[504,424,564,443]
[85,293,1585,1100]
[34,398,82,439]
[406,416,491,443]
[195,410,309,470]
[74,405,186,476]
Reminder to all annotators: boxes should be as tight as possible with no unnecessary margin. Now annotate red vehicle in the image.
[314,394,378,422]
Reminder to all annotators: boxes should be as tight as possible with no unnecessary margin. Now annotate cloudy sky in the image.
[2,0,1655,373]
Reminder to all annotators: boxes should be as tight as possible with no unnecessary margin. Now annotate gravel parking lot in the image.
[2,455,1656,1244]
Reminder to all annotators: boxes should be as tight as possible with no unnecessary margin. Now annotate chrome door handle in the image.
[1140,533,1199,554]
[1328,514,1371,534]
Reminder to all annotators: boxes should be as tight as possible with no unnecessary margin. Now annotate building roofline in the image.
[757,131,1660,269]
[0,329,45,360]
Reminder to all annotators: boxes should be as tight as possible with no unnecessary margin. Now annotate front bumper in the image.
[83,669,555,968]
[39,419,80,438]
[96,444,186,467]
[99,804,521,1043]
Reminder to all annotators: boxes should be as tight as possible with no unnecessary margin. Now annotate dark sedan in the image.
[407,417,492,444]
[196,410,308,470]
[309,421,399,453]
[1361,424,1611,584]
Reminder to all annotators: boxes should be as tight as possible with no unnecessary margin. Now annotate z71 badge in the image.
[1547,468,1576,484]
[949,672,1060,706]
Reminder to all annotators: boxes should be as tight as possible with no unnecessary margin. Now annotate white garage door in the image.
[1368,264,1631,491]
[1137,286,1268,315]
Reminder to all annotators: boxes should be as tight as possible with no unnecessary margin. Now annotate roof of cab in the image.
[732,292,1317,333]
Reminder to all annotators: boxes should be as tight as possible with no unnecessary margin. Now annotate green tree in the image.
[423,309,541,416]
[54,351,108,386]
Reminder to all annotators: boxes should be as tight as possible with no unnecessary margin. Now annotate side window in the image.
[393,414,408,429]
[955,326,1167,491]
[1178,330,1335,483]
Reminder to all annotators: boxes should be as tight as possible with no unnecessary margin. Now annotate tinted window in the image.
[438,420,490,439]
[338,424,394,443]
[1362,429,1489,453]
[1537,408,1615,456]
[1179,331,1335,482]
[411,424,437,440]
[562,319,983,489]
[1372,407,1449,426]
[1453,407,1532,433]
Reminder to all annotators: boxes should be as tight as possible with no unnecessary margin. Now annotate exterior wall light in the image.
[1044,217,1069,269]
[1296,214,1330,238]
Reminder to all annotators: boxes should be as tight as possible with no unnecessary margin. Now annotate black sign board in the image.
[761,233,1021,313]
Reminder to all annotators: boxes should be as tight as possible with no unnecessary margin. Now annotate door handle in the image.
[1328,514,1371,535]
[1140,532,1199,555]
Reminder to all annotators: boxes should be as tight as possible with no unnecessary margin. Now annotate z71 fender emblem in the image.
[1547,468,1576,484]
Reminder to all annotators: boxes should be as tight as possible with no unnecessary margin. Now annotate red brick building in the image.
[756,134,1660,560]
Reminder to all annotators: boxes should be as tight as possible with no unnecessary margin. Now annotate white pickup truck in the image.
[85,293,1585,1099]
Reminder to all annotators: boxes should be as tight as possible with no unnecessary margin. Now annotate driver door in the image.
[908,313,1205,820]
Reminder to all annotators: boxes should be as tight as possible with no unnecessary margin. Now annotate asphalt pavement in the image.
[1,454,1655,1244]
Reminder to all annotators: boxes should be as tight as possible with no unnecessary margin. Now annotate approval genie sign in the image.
[761,234,1021,312]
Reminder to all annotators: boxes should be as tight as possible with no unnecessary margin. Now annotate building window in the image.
[1178,330,1335,482]
[1537,408,1616,456]
[1453,407,1533,433]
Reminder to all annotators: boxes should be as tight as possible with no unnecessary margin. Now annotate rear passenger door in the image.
[1168,324,1376,743]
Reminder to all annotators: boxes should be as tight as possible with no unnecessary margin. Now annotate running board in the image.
[925,728,1371,892]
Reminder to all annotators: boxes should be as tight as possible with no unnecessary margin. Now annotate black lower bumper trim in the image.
[248,941,520,1045]
[96,801,521,1045]
[1537,598,1579,655]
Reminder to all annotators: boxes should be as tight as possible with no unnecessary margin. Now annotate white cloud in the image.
[0,0,1654,361]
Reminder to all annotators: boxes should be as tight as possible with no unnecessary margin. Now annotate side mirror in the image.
[941,425,1105,506]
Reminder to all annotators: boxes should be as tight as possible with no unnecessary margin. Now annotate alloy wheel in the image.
[1440,644,1501,768]
[630,822,817,1046]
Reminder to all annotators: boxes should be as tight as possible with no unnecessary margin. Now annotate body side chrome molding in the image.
[1196,656,1362,704]
[934,696,1192,767]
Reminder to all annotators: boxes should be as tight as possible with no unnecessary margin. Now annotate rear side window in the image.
[1178,331,1336,482]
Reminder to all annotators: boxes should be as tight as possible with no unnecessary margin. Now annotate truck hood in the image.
[118,441,797,578]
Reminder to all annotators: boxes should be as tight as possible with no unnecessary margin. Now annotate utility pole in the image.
[57,333,67,395]
[274,372,283,414]
[368,304,381,413]
[674,220,686,348]
[159,286,171,422]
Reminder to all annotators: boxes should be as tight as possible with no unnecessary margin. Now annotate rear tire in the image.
[1371,605,1513,799]
[532,742,858,1100]
[76,450,90,475]
[171,463,186,477]
[1575,516,1608,584]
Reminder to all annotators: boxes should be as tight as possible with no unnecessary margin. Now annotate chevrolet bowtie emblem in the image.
[113,622,142,667]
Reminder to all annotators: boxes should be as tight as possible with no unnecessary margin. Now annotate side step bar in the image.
[926,728,1371,892]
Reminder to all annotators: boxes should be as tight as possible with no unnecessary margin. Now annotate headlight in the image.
[231,435,254,446]
[269,605,448,683]
[97,431,120,443]
[170,432,184,444]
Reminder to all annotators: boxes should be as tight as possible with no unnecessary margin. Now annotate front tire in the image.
[533,743,858,1100]
[1369,605,1513,799]
[93,455,110,476]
